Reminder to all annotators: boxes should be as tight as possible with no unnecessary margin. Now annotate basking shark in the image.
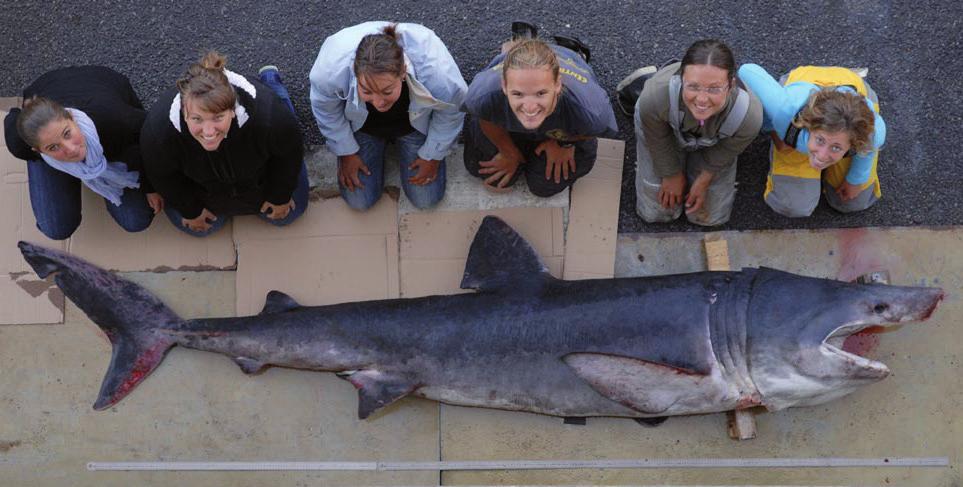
[18,217,943,421]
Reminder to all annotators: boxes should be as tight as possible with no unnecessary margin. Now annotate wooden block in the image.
[704,238,731,272]
[727,407,758,441]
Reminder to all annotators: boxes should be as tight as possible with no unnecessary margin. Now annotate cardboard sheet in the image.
[399,207,565,298]
[67,188,236,272]
[0,109,65,324]
[563,138,625,280]
[234,196,400,315]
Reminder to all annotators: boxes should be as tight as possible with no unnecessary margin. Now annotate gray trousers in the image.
[634,107,736,227]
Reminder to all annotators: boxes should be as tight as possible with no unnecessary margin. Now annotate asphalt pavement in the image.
[1,0,959,232]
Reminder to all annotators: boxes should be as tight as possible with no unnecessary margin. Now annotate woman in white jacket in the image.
[309,21,467,210]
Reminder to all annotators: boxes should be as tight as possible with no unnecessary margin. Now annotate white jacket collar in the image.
[168,69,257,132]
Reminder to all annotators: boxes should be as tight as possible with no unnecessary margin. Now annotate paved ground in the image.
[1,0,960,232]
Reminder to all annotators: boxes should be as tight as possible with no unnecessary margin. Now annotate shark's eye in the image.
[873,303,889,314]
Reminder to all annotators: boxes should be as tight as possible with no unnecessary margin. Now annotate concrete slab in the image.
[441,227,961,486]
[0,271,438,487]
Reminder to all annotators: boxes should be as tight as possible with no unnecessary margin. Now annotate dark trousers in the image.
[462,115,597,197]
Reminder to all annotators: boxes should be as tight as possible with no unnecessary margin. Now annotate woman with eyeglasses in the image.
[462,36,618,196]
[737,64,885,217]
[141,51,309,237]
[632,39,763,226]
[3,66,161,240]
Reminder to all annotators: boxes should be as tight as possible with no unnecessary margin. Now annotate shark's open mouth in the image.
[823,322,890,374]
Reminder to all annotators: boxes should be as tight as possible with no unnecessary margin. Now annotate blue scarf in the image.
[40,108,140,206]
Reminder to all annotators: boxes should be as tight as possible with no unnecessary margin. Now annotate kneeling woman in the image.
[738,63,885,217]
[141,52,308,237]
[634,39,762,227]
[4,66,161,240]
[463,38,618,196]
[310,22,467,210]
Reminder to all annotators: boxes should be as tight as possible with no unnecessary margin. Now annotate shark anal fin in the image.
[460,216,554,293]
[260,290,301,314]
[341,370,419,420]
[563,353,710,415]
[233,357,267,375]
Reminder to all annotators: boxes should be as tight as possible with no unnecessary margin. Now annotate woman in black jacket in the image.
[3,66,161,240]
[140,51,308,237]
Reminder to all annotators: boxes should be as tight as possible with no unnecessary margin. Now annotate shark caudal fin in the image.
[18,242,181,410]
[460,216,555,292]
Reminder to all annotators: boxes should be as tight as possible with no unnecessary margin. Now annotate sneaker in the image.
[553,35,590,63]
[615,65,657,116]
[258,65,280,76]
[511,21,538,41]
[849,67,869,78]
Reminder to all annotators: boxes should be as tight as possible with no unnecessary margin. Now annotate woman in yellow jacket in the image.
[737,64,885,217]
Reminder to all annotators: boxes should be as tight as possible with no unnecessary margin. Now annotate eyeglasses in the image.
[682,83,729,95]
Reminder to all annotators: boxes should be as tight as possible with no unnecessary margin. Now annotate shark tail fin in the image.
[18,241,181,410]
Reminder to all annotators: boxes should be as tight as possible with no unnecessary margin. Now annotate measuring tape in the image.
[88,457,949,471]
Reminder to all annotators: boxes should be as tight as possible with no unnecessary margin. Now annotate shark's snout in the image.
[918,288,945,322]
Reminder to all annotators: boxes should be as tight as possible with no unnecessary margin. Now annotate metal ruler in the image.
[88,457,949,471]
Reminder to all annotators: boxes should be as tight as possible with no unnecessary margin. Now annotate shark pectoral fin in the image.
[460,216,555,293]
[233,357,267,375]
[260,290,301,314]
[340,370,419,420]
[563,353,709,415]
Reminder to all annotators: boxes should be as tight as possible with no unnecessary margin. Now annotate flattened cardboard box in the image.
[234,196,400,316]
[564,138,624,280]
[0,97,19,114]
[68,188,236,272]
[0,109,65,324]
[233,193,397,241]
[399,207,565,298]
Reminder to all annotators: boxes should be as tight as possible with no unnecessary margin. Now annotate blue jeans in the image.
[341,130,446,210]
[167,67,309,237]
[27,159,154,240]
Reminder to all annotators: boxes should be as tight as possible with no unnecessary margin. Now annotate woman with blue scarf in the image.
[3,66,161,240]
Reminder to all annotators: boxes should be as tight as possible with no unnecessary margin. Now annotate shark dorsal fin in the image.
[260,290,301,314]
[459,216,554,293]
